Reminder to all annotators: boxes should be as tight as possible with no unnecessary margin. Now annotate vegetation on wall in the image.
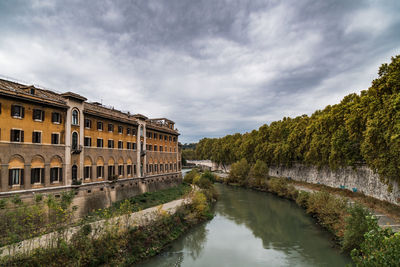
[195,55,400,183]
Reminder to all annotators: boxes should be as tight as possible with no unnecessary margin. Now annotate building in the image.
[0,78,181,214]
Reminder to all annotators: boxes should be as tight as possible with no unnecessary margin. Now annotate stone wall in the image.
[268,164,400,205]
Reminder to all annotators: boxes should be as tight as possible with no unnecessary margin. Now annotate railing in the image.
[72,145,83,154]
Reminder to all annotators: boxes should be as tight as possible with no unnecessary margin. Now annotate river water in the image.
[138,181,351,267]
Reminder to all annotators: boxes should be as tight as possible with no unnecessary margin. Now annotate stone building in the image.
[0,78,181,214]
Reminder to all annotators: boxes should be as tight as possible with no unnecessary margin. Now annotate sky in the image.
[0,0,399,143]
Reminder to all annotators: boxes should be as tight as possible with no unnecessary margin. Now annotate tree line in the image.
[191,55,400,183]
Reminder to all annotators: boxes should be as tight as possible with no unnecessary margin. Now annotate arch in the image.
[72,109,79,125]
[96,156,104,166]
[72,131,79,150]
[8,154,25,168]
[50,156,63,168]
[31,155,45,168]
[126,157,132,165]
[108,157,115,166]
[84,156,93,166]
[118,157,124,165]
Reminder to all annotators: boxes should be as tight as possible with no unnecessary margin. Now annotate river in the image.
[138,180,351,266]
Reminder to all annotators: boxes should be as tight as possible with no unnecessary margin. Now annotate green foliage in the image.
[295,191,310,208]
[0,198,7,209]
[228,158,250,185]
[183,168,200,184]
[194,55,400,183]
[351,216,400,266]
[342,204,371,252]
[11,195,22,205]
[248,160,269,187]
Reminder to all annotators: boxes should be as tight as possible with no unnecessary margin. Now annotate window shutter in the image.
[32,132,35,143]
[8,169,12,186]
[21,107,25,118]
[31,169,34,184]
[21,170,24,185]
[10,129,12,141]
[42,111,45,121]
[41,168,44,183]
[51,113,55,122]
[21,131,24,142]
[10,105,14,117]
[32,110,35,120]
[59,169,63,182]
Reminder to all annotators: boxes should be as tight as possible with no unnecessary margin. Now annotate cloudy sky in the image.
[0,0,399,143]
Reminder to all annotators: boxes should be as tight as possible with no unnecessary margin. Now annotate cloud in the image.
[0,0,399,143]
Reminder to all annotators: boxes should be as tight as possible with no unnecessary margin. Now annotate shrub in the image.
[306,192,347,236]
[267,178,289,197]
[248,160,269,187]
[183,169,200,184]
[228,158,250,185]
[295,191,310,208]
[351,216,400,266]
[342,204,371,252]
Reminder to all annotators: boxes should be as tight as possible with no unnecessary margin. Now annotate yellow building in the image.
[0,78,181,196]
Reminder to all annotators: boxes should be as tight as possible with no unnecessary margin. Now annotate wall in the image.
[268,164,400,205]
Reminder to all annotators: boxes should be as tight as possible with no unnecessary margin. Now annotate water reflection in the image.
[138,184,351,267]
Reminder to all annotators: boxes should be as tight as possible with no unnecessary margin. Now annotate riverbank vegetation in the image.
[194,55,400,186]
[0,181,217,266]
[216,169,400,266]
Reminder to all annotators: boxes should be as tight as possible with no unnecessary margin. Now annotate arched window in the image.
[72,132,78,150]
[72,165,78,180]
[72,110,79,125]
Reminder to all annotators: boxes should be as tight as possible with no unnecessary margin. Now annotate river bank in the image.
[0,180,217,266]
[214,170,400,265]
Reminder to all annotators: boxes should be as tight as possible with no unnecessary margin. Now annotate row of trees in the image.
[194,55,400,182]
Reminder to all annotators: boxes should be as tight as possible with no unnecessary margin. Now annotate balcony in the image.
[72,145,83,154]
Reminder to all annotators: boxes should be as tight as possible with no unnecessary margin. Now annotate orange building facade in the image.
[0,78,181,197]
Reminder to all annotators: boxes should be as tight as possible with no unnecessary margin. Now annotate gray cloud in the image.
[0,0,399,143]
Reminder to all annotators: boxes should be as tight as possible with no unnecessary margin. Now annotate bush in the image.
[267,178,289,197]
[248,160,269,187]
[228,158,250,185]
[351,216,400,266]
[306,192,347,236]
[342,204,371,252]
[295,191,310,208]
[183,169,200,184]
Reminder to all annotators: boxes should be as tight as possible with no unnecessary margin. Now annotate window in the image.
[154,145,158,151]
[133,164,137,175]
[50,167,62,183]
[165,164,168,171]
[164,135,167,141]
[72,132,78,150]
[173,137,176,142]
[108,139,114,148]
[84,137,91,147]
[118,126,123,134]
[51,112,61,123]
[140,126,144,137]
[84,166,92,179]
[11,105,24,118]
[32,131,41,143]
[159,134,162,140]
[0,102,2,114]
[132,128,136,136]
[118,165,124,177]
[170,163,173,171]
[72,110,79,125]
[97,121,103,131]
[169,136,172,142]
[51,133,60,144]
[174,163,177,170]
[108,123,113,132]
[132,143,136,150]
[148,145,152,151]
[154,133,157,139]
[97,138,104,148]
[155,164,158,172]
[96,166,104,178]
[160,164,164,172]
[108,165,115,179]
[127,142,131,149]
[118,141,123,149]
[160,146,163,152]
[127,165,132,176]
[9,169,24,185]
[127,128,131,135]
[10,129,24,142]
[33,109,44,121]
[85,119,92,128]
[72,165,78,180]
[31,168,44,184]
